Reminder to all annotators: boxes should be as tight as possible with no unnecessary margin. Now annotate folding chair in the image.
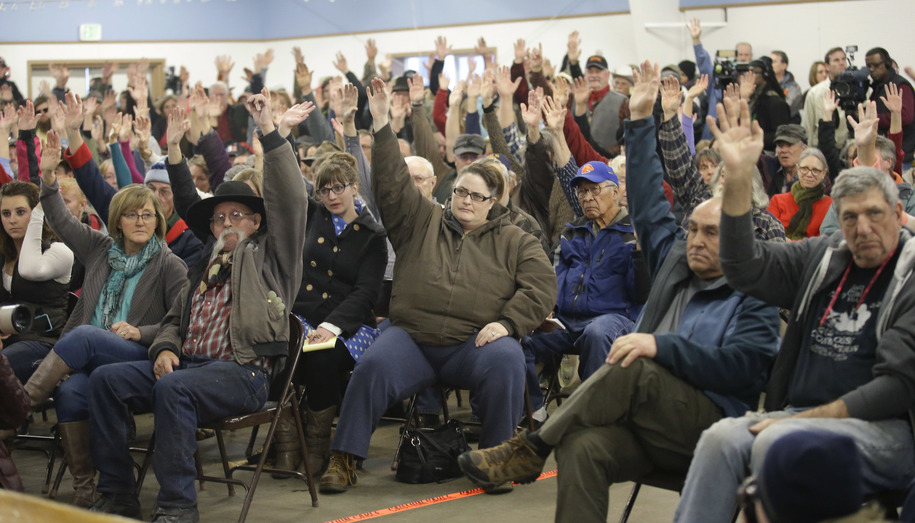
[192,314,317,522]
[618,471,686,523]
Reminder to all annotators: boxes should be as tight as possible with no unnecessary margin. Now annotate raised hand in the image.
[341,83,360,121]
[543,96,567,130]
[379,53,393,79]
[38,80,52,98]
[59,91,84,132]
[118,113,134,142]
[686,74,709,100]
[367,77,390,131]
[101,88,117,112]
[83,95,99,119]
[292,46,304,66]
[188,84,209,120]
[331,117,344,138]
[707,97,764,175]
[333,51,349,74]
[434,36,451,61]
[390,96,409,122]
[475,37,488,57]
[166,109,189,147]
[134,114,151,147]
[739,70,756,100]
[481,69,495,107]
[572,75,590,111]
[90,115,105,147]
[880,82,903,115]
[543,58,555,80]
[723,82,740,106]
[822,88,839,117]
[0,104,15,132]
[407,75,425,106]
[567,31,582,64]
[295,62,313,93]
[40,130,63,185]
[466,57,477,78]
[277,101,316,138]
[107,112,123,144]
[215,55,235,76]
[466,74,482,101]
[513,38,527,65]
[529,43,544,72]
[365,38,378,62]
[520,89,542,130]
[329,84,343,118]
[101,61,119,82]
[552,76,570,108]
[127,75,148,105]
[629,61,661,120]
[448,81,465,111]
[17,100,37,131]
[687,18,702,43]
[496,65,521,98]
[847,100,879,149]
[135,58,150,75]
[245,88,276,134]
[438,73,451,92]
[660,75,682,121]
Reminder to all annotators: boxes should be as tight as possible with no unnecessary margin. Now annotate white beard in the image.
[209,228,248,263]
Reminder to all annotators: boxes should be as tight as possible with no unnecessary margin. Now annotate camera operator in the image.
[866,47,915,170]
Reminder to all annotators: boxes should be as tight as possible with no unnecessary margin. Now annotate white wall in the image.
[3,0,913,100]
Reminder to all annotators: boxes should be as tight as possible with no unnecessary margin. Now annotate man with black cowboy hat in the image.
[573,54,629,153]
[85,92,311,523]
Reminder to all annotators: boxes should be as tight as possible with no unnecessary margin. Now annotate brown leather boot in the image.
[58,420,97,507]
[319,451,357,494]
[302,406,335,478]
[271,417,300,479]
[24,351,72,407]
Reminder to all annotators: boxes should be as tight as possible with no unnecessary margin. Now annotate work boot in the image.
[303,406,335,477]
[58,420,97,507]
[319,451,358,494]
[23,350,72,407]
[457,430,546,488]
[271,417,300,479]
[89,492,141,519]
[151,505,200,523]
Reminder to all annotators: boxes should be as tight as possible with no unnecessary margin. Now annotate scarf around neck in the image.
[100,238,162,329]
[785,181,825,240]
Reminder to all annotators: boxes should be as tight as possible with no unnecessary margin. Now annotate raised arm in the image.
[39,131,111,264]
[19,206,74,283]
[164,110,204,229]
[410,75,450,181]
[368,77,435,250]
[659,75,711,218]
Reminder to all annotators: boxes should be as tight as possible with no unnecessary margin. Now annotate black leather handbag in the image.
[395,419,471,484]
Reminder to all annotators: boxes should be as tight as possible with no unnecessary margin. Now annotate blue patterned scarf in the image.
[99,238,162,329]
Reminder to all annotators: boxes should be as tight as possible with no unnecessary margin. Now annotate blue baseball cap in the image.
[571,161,618,187]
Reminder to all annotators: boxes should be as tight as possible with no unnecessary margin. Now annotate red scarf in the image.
[588,85,610,112]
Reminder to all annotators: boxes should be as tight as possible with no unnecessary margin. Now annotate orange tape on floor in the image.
[322,469,558,523]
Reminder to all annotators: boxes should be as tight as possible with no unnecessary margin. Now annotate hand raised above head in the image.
[40,130,62,184]
[367,77,390,131]
[17,100,37,131]
[629,60,661,120]
[706,97,763,175]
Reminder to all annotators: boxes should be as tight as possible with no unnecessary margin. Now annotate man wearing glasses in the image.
[519,160,649,420]
[86,93,309,523]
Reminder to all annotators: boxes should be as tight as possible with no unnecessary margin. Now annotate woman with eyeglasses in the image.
[767,148,833,240]
[318,78,556,494]
[22,129,186,507]
[284,150,387,477]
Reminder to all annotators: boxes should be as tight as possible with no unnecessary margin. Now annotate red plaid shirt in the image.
[183,276,271,374]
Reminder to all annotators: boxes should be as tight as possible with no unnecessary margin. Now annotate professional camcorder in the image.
[713,49,750,90]
[831,45,871,111]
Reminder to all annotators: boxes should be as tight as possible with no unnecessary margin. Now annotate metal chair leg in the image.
[618,482,642,523]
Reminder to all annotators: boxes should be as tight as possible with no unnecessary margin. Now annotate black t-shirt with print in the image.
[788,249,900,408]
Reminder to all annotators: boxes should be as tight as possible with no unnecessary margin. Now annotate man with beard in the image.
[85,91,310,523]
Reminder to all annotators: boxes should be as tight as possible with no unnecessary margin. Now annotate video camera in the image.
[0,304,32,336]
[831,45,871,111]
[713,49,750,90]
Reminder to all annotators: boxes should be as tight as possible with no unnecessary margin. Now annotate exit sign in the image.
[79,24,102,41]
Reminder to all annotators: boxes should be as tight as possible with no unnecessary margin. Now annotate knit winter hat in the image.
[144,162,170,185]
[757,430,863,523]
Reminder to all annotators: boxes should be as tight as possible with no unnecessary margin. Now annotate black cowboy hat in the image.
[185,181,265,239]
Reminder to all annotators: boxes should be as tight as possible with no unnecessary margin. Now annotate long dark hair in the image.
[0,181,55,260]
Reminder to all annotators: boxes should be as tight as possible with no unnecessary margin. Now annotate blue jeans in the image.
[3,339,52,384]
[88,357,270,509]
[674,411,915,522]
[331,326,525,458]
[902,478,915,522]
[522,313,634,410]
[53,325,149,423]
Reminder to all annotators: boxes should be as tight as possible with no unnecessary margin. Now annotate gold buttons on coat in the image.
[306,284,313,291]
[353,224,360,231]
[322,292,328,299]
[310,261,317,268]
[328,270,333,277]
[333,247,338,253]
[317,237,325,244]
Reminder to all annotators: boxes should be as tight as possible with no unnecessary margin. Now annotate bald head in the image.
[686,198,724,279]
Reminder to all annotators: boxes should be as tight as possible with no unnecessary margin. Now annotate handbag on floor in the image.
[395,419,471,484]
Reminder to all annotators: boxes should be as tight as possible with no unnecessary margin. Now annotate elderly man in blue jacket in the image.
[457,61,780,522]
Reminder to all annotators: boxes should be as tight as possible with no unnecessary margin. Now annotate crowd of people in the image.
[0,16,914,523]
